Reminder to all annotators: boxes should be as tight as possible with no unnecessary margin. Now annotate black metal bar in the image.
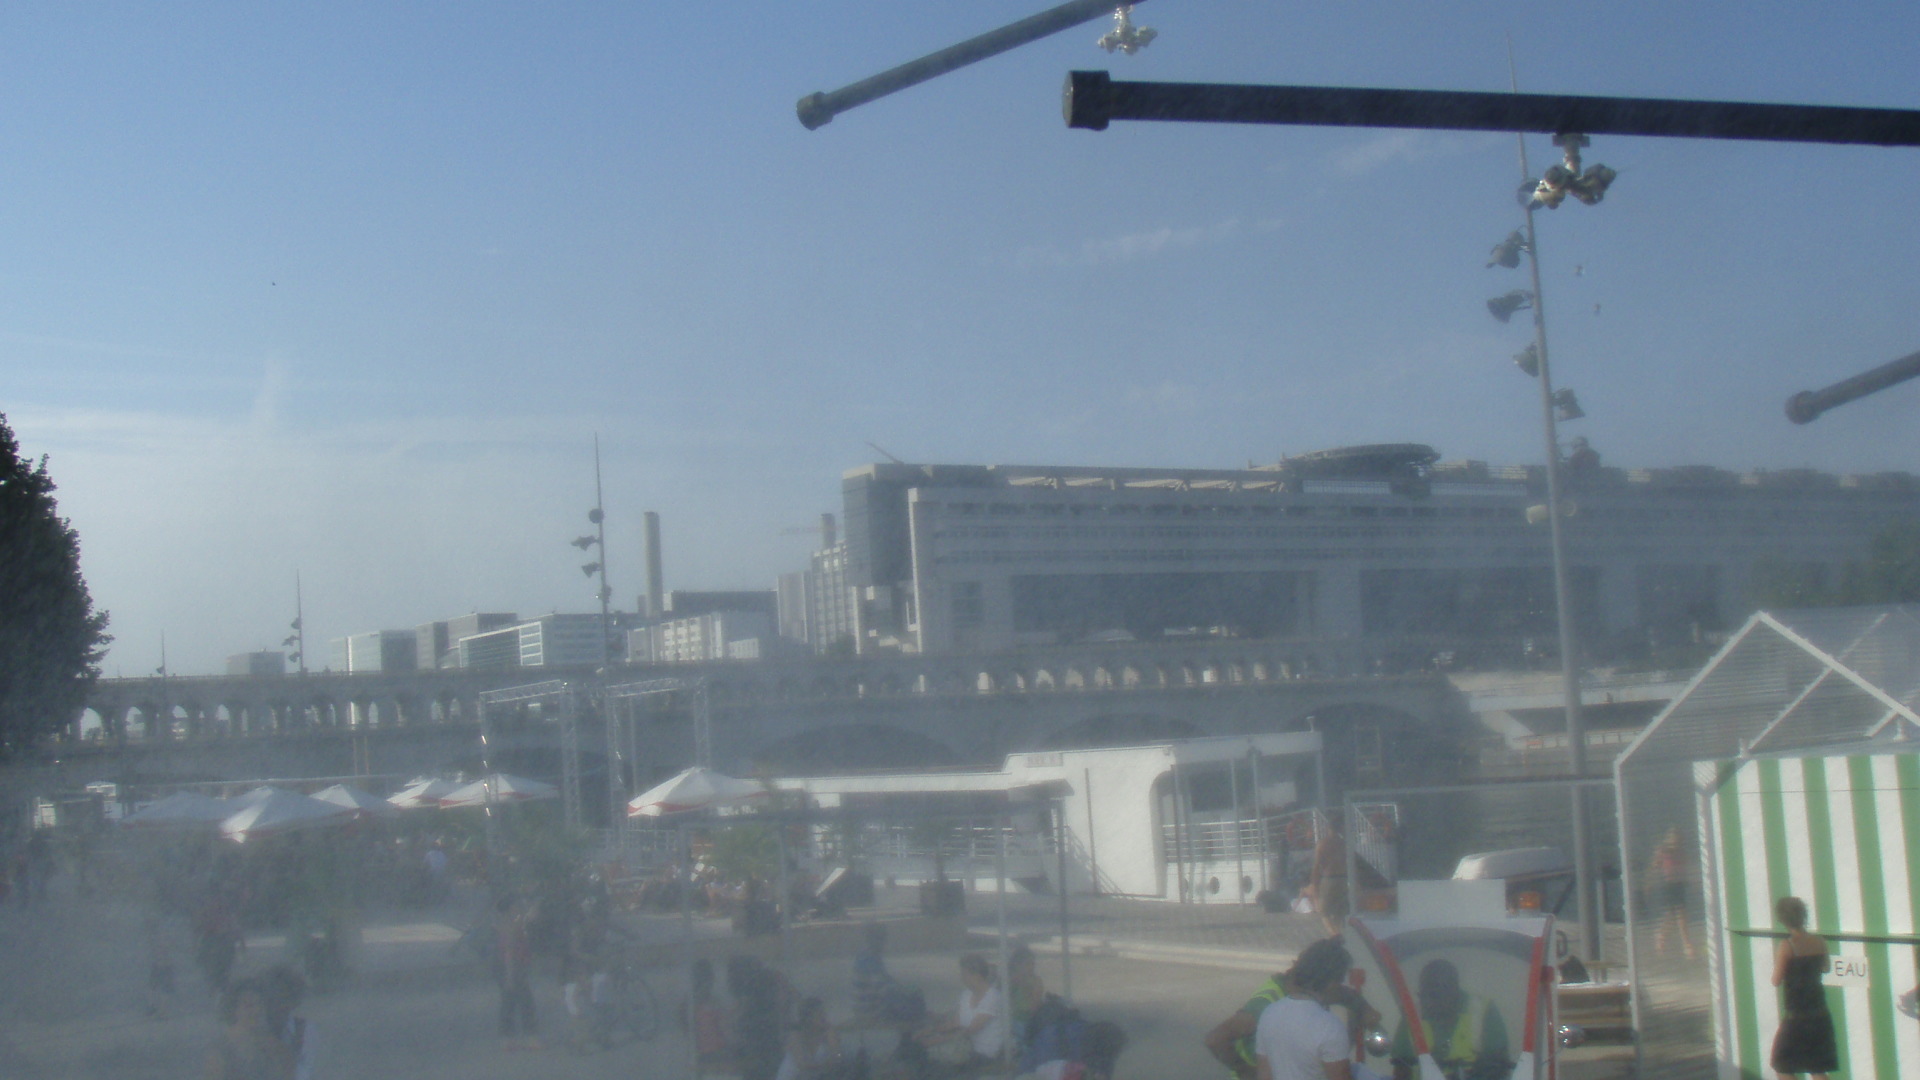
[1731,928,1920,945]
[1063,70,1920,147]
[797,0,1134,130]
[1786,349,1920,423]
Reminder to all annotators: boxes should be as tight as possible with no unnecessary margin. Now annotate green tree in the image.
[0,414,110,755]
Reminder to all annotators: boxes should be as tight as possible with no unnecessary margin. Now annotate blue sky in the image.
[6,2,1919,675]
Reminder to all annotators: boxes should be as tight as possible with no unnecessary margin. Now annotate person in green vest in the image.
[1388,959,1511,1080]
[1204,942,1380,1080]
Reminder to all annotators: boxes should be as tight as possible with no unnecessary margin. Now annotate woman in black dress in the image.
[1770,896,1837,1079]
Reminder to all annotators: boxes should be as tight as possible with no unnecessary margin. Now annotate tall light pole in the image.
[572,436,623,827]
[1490,118,1614,963]
[282,572,306,676]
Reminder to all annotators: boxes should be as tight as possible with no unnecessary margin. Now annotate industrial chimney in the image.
[643,511,665,620]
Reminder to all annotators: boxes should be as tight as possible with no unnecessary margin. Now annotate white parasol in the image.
[626,767,766,817]
[387,777,461,809]
[220,788,355,843]
[122,791,233,830]
[438,773,559,808]
[313,783,402,819]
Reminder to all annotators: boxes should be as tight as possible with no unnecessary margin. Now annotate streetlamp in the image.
[281,571,306,676]
[572,436,624,827]
[1484,129,1614,963]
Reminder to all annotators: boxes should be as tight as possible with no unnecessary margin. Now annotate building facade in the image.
[830,449,1920,660]
[628,609,778,664]
[327,630,419,674]
[224,651,286,677]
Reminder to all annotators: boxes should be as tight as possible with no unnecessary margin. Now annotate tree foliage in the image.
[0,413,110,755]
[1752,519,1920,610]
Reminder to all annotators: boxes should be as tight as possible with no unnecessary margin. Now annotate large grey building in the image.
[327,630,419,674]
[828,447,1920,660]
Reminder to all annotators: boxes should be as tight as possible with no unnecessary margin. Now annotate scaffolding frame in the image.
[478,679,585,831]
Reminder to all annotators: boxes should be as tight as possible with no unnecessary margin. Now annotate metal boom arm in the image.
[798,0,1141,130]
[1063,70,1920,146]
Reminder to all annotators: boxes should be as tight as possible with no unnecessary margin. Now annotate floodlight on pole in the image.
[1487,230,1529,269]
[1488,290,1535,323]
[1554,388,1586,422]
[1513,343,1541,377]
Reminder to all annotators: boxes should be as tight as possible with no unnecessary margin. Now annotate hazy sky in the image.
[6,2,1919,676]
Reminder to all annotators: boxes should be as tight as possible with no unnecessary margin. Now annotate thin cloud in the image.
[1014,218,1245,268]
[1326,131,1498,176]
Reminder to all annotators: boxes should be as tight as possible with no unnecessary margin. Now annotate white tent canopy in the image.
[313,783,401,819]
[220,789,354,843]
[387,777,461,809]
[122,791,232,830]
[439,774,559,808]
[628,767,765,817]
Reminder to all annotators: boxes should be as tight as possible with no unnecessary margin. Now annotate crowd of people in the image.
[672,925,1128,1080]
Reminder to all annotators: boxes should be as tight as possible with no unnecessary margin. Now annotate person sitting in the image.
[1008,944,1048,1045]
[915,954,1007,1075]
[1389,960,1511,1080]
[1019,1018,1128,1080]
[853,922,894,1019]
[730,956,792,1080]
[776,997,845,1080]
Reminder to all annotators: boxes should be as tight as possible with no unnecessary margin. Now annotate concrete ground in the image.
[0,875,1638,1080]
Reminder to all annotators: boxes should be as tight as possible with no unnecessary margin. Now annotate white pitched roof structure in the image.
[1615,604,1920,1075]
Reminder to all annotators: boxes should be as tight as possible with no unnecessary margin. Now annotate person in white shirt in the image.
[1255,938,1356,1080]
[916,953,1007,1069]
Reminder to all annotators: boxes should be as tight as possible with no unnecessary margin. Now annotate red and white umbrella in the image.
[387,777,460,809]
[220,789,354,843]
[122,791,233,830]
[438,773,559,808]
[627,767,765,818]
[313,783,401,819]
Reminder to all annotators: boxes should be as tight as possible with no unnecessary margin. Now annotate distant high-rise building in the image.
[225,651,286,677]
[420,613,517,669]
[629,609,778,664]
[777,542,861,655]
[328,631,420,673]
[452,612,634,670]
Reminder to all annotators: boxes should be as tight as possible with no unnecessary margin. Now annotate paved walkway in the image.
[0,873,1639,1079]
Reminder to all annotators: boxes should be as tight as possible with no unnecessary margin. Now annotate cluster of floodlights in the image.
[1096,6,1156,55]
[1486,134,1614,424]
[1522,134,1617,210]
[572,518,606,586]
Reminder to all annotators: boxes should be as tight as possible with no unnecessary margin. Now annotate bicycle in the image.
[570,954,659,1051]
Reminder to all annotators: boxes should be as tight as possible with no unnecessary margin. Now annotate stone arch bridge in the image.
[52,640,1473,795]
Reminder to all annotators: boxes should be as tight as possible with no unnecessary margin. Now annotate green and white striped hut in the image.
[1702,750,1920,1078]
[1616,606,1920,1079]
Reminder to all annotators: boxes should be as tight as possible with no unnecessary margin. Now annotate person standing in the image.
[195,890,246,996]
[261,966,317,1080]
[495,897,540,1048]
[1210,957,1377,1080]
[1307,816,1349,940]
[1770,896,1838,1080]
[1253,938,1355,1080]
[1649,827,1697,959]
[206,978,295,1080]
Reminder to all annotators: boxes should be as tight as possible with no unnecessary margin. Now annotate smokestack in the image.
[643,511,664,619]
[820,512,836,550]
